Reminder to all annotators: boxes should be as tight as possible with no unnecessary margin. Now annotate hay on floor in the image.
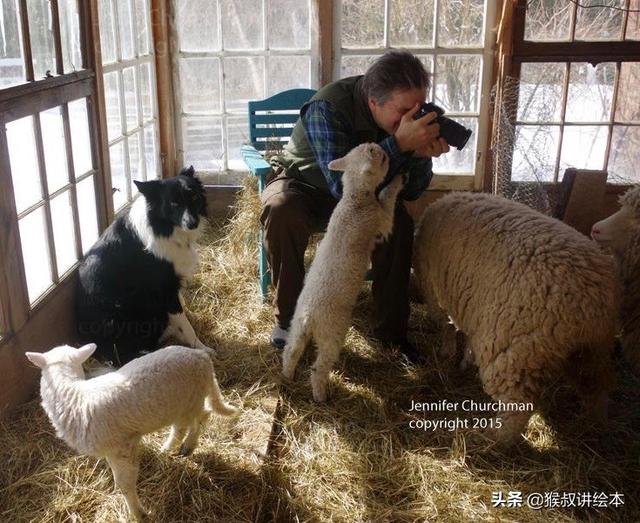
[1,177,639,522]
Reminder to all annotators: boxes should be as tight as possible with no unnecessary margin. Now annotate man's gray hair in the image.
[361,50,431,105]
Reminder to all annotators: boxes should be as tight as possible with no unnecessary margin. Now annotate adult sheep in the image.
[592,185,640,373]
[414,192,619,446]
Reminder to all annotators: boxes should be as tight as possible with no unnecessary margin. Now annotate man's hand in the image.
[394,103,442,153]
[414,137,450,158]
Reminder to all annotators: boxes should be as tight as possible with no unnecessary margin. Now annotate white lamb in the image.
[25,344,239,520]
[282,143,404,402]
[414,192,619,446]
[592,185,640,373]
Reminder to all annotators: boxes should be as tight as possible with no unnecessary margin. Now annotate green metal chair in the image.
[241,88,317,299]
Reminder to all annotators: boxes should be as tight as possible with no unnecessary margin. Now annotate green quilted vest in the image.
[273,75,386,196]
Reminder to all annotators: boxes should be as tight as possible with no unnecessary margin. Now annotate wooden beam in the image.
[315,0,334,87]
[88,0,115,228]
[151,0,177,179]
[17,0,35,82]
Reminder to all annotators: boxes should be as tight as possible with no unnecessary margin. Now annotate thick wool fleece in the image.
[282,143,404,402]
[414,192,619,442]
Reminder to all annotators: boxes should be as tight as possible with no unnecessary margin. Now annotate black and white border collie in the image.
[76,166,211,365]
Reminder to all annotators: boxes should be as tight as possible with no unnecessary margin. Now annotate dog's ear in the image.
[134,179,162,199]
[179,165,195,178]
[328,157,346,172]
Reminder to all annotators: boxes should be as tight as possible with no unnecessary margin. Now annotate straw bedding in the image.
[1,178,639,522]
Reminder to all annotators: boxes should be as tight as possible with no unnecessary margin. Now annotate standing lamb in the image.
[414,192,619,445]
[282,143,404,402]
[25,344,239,520]
[592,185,640,373]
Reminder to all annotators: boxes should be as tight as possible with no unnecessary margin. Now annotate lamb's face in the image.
[346,143,390,191]
[592,198,640,256]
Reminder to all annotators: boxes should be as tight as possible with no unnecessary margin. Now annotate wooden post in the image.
[151,0,176,179]
[316,0,334,87]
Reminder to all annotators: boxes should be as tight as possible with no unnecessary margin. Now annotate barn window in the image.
[170,0,316,180]
[98,0,160,212]
[336,0,498,190]
[496,0,640,186]
[0,0,104,321]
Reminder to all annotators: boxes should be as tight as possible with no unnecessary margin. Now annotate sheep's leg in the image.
[439,322,458,362]
[282,315,310,380]
[106,444,147,520]
[310,334,343,403]
[376,176,404,240]
[179,416,206,456]
[161,425,187,452]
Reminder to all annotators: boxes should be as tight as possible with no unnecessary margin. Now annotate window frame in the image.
[495,0,640,188]
[332,0,499,191]
[0,0,109,342]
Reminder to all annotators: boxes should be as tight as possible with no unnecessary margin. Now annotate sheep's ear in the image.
[74,343,97,363]
[25,352,47,369]
[328,157,346,171]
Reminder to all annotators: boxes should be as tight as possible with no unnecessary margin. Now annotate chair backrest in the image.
[248,88,317,152]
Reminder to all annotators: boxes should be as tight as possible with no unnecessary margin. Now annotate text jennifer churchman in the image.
[409,399,534,413]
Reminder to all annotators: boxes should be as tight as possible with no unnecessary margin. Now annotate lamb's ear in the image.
[25,352,47,369]
[179,165,196,177]
[328,157,346,171]
[134,179,162,199]
[74,343,97,364]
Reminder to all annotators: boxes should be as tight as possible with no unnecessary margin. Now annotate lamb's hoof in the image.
[281,368,295,381]
[178,444,194,456]
[312,389,327,403]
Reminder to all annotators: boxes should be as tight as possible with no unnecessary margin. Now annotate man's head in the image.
[362,50,430,135]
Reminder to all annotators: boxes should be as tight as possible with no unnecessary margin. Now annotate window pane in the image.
[179,57,221,114]
[565,62,615,123]
[76,175,99,253]
[226,116,249,171]
[129,132,144,191]
[68,98,93,176]
[139,62,154,122]
[123,66,139,131]
[267,56,310,96]
[341,0,384,48]
[524,0,572,42]
[432,117,477,173]
[434,55,481,113]
[575,0,625,41]
[117,0,135,59]
[437,0,484,47]
[134,0,150,56]
[98,0,117,63]
[608,125,640,183]
[110,141,127,210]
[50,190,77,275]
[41,106,69,194]
[223,56,264,113]
[27,0,56,78]
[19,208,52,303]
[512,125,560,182]
[175,0,220,52]
[59,0,83,72]
[0,0,25,87]
[222,0,263,50]
[615,62,640,122]
[7,116,42,213]
[104,71,122,141]
[518,63,565,123]
[268,0,310,49]
[143,124,159,179]
[560,125,608,171]
[182,116,223,171]
[340,55,377,77]
[389,0,434,47]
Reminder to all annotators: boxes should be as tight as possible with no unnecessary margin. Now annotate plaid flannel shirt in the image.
[302,99,434,200]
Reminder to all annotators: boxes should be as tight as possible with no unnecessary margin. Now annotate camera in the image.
[414,102,472,151]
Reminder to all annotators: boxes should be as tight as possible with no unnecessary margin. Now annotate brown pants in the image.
[260,175,414,341]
